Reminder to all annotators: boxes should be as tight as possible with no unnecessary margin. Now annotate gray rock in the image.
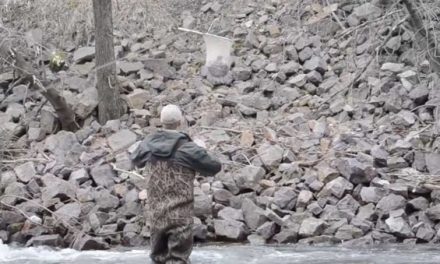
[0,210,26,224]
[307,202,323,216]
[214,219,248,240]
[256,143,284,168]
[245,31,260,48]
[194,194,212,218]
[107,129,137,152]
[73,47,95,63]
[256,221,277,240]
[193,217,207,241]
[279,61,300,76]
[306,71,323,85]
[273,225,299,243]
[72,234,109,250]
[299,217,327,237]
[337,194,360,213]
[118,61,144,75]
[299,47,313,62]
[247,234,266,245]
[242,198,268,230]
[336,158,375,184]
[26,234,62,247]
[387,156,408,170]
[264,63,278,73]
[426,204,440,221]
[241,93,271,110]
[386,36,401,51]
[263,39,283,55]
[218,207,244,222]
[408,197,429,211]
[387,183,408,198]
[44,131,82,166]
[41,175,76,204]
[213,189,233,205]
[356,204,376,221]
[273,187,297,210]
[409,85,429,105]
[143,59,176,78]
[251,59,268,72]
[54,202,81,224]
[297,190,314,208]
[74,87,99,119]
[360,187,386,204]
[1,182,29,205]
[413,152,426,172]
[285,45,299,61]
[264,208,285,226]
[381,62,404,73]
[287,74,307,87]
[376,194,407,215]
[232,67,252,81]
[94,189,119,212]
[353,3,382,20]
[0,230,8,242]
[0,171,16,191]
[415,223,435,241]
[233,165,265,191]
[350,218,373,233]
[126,89,150,109]
[371,230,397,243]
[13,161,36,183]
[389,140,412,155]
[90,164,116,188]
[335,225,363,241]
[317,163,339,183]
[28,127,46,141]
[385,216,414,238]
[303,56,327,74]
[371,145,388,167]
[425,153,440,174]
[319,177,353,199]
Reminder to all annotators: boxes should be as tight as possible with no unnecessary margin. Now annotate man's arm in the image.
[176,142,222,176]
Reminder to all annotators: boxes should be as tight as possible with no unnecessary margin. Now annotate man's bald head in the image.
[160,104,182,130]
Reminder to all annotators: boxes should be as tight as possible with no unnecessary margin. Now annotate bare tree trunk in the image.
[92,0,122,124]
[402,0,440,73]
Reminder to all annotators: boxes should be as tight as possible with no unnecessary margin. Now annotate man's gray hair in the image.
[160,104,182,126]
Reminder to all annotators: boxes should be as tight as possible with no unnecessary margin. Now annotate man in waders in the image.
[130,104,221,264]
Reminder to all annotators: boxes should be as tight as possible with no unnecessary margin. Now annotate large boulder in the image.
[242,198,268,230]
[13,162,36,183]
[214,219,248,240]
[376,194,407,215]
[299,217,327,237]
[233,165,265,191]
[90,164,117,188]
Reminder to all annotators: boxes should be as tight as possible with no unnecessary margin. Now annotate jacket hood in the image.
[147,130,190,158]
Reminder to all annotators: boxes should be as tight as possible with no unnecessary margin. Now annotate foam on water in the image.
[2,241,440,264]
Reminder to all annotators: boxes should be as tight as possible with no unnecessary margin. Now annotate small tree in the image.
[92,0,122,124]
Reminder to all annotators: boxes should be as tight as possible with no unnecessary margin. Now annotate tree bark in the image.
[92,0,122,124]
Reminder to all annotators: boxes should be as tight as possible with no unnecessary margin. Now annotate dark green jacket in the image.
[130,130,221,176]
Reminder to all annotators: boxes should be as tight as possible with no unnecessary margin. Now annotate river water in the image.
[2,242,440,264]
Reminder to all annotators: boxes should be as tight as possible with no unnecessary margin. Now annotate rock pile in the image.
[2,0,440,249]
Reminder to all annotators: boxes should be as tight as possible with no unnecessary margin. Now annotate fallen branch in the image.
[0,157,50,163]
[199,126,244,134]
[110,163,144,179]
